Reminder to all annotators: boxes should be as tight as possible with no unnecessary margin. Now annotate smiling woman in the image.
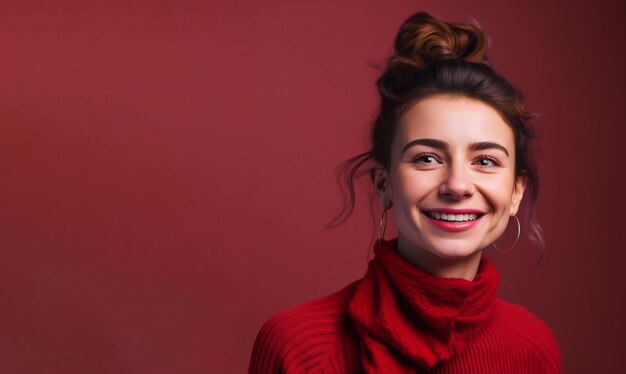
[249,11,561,373]
[381,96,526,280]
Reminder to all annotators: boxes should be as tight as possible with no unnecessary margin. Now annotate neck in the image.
[396,235,483,281]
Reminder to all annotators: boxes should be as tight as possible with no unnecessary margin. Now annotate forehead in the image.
[395,95,514,148]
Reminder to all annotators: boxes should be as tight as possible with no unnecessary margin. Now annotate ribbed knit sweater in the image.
[249,239,561,373]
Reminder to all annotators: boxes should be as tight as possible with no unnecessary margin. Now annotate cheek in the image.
[390,169,439,206]
[477,177,515,212]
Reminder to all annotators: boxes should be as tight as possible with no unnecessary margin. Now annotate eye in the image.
[474,156,501,168]
[412,153,440,166]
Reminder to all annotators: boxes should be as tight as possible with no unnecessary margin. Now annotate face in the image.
[375,95,525,261]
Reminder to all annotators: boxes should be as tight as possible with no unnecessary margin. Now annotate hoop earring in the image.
[377,207,389,245]
[493,215,521,253]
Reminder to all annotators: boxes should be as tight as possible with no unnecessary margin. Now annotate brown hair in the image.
[329,12,544,252]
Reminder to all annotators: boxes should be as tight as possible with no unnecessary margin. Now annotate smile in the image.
[423,212,482,222]
[421,210,486,232]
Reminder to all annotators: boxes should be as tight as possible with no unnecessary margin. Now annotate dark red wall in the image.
[1,1,624,373]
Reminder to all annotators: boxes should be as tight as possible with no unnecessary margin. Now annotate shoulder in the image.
[494,299,562,372]
[248,280,360,374]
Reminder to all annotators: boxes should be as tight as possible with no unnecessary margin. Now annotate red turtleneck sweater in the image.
[248,239,561,373]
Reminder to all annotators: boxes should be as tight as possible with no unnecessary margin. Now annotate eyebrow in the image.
[401,138,448,154]
[401,138,510,157]
[468,142,510,157]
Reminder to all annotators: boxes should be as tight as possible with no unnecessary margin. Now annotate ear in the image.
[373,167,393,209]
[509,175,527,216]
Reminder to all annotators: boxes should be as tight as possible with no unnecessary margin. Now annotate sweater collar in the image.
[347,238,499,372]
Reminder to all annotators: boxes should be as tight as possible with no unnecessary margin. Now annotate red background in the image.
[1,1,624,373]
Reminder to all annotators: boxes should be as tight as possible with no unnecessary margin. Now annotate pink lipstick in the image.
[421,209,485,232]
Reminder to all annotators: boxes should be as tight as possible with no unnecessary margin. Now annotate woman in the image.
[249,11,561,373]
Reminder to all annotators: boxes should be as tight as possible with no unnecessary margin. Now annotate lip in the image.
[422,208,486,214]
[420,209,486,232]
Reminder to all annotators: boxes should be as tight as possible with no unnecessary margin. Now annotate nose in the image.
[438,162,475,200]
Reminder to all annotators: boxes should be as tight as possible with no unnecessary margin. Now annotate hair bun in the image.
[390,12,489,68]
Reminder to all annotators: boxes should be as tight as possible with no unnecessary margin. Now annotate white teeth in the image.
[426,212,479,222]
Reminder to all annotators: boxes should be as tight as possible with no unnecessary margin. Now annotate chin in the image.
[419,238,484,260]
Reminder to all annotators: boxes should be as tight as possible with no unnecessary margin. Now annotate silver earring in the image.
[377,203,391,244]
[493,215,521,253]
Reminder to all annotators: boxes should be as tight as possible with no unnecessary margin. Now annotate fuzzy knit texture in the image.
[249,239,562,373]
